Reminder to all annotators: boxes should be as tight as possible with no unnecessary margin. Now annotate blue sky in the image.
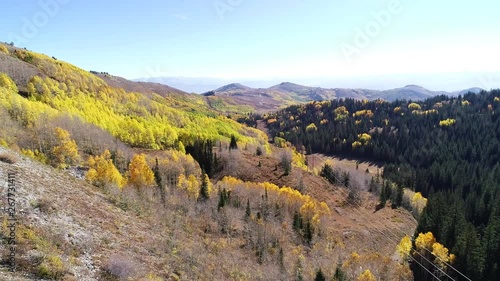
[2,0,500,91]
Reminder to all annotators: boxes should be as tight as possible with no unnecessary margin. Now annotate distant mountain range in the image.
[102,74,486,113]
[200,82,483,112]
[91,77,483,113]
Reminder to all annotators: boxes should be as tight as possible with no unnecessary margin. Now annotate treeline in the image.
[264,91,500,280]
[89,70,110,75]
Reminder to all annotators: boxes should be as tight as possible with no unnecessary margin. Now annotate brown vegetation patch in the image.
[0,152,17,164]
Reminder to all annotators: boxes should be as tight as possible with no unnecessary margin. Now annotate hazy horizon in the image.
[138,71,498,94]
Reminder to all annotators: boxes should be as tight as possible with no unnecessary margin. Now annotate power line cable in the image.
[311,159,471,280]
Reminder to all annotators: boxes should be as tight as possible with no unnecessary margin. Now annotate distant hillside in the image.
[132,77,484,114]
[452,87,484,96]
[214,82,251,92]
[98,74,190,97]
[362,85,449,101]
[205,81,483,113]
[202,83,303,113]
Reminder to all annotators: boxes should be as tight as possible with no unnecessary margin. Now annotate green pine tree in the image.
[392,184,403,209]
[153,158,165,205]
[333,264,346,281]
[245,198,251,219]
[293,211,302,232]
[314,268,326,281]
[229,135,238,150]
[379,184,387,208]
[294,257,304,281]
[304,220,314,245]
[199,172,210,201]
[218,189,228,211]
[278,247,285,272]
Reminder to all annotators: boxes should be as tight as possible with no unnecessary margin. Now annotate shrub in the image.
[102,255,138,281]
[347,187,361,206]
[21,149,48,164]
[0,152,16,164]
[0,45,9,54]
[32,197,56,214]
[281,150,292,176]
[256,146,263,156]
[37,255,66,280]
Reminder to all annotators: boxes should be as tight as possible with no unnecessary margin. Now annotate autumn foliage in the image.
[86,150,125,188]
[51,127,80,168]
[439,118,456,127]
[0,45,9,54]
[2,47,269,154]
[357,269,376,281]
[0,44,422,281]
[396,235,412,262]
[127,154,154,188]
[177,173,200,199]
[412,232,456,278]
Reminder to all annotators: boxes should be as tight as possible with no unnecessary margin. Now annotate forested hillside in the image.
[0,43,269,150]
[0,43,418,280]
[264,91,500,280]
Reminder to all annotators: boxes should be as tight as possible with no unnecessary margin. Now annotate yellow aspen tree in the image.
[86,150,125,188]
[27,82,37,97]
[358,133,371,144]
[186,174,199,200]
[299,199,316,221]
[342,251,361,274]
[397,235,413,262]
[143,128,157,149]
[352,141,362,149]
[432,242,455,269]
[52,127,80,168]
[177,141,186,153]
[415,232,436,252]
[306,123,317,132]
[0,45,9,54]
[439,118,456,127]
[319,202,331,216]
[334,106,349,120]
[357,269,376,281]
[411,192,428,213]
[177,174,188,191]
[127,154,154,188]
[408,103,421,110]
[0,73,18,93]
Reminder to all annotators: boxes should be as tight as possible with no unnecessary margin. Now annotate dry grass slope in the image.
[0,146,167,280]
[0,144,417,280]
